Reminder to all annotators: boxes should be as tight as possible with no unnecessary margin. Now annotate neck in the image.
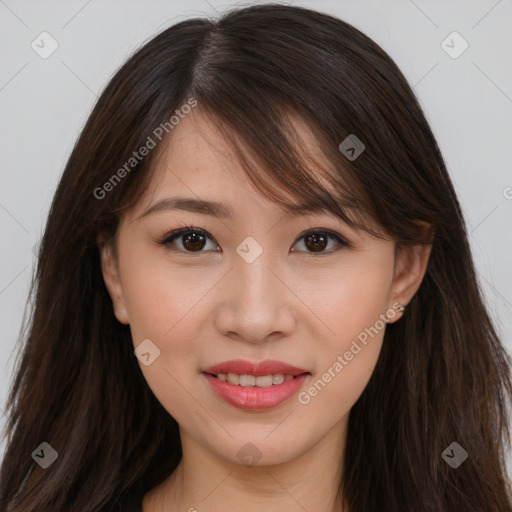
[145,416,348,512]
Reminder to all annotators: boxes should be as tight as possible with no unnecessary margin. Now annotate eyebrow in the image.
[135,196,332,221]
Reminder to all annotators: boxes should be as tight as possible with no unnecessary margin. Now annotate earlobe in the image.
[98,239,130,325]
[387,239,433,324]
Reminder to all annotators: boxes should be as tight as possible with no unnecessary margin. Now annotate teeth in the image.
[255,375,273,387]
[239,375,256,387]
[215,372,300,387]
[227,373,239,385]
[272,373,285,385]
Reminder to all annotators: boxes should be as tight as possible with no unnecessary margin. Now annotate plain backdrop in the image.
[1,0,511,476]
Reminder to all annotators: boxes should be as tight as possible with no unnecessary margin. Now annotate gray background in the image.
[1,0,511,474]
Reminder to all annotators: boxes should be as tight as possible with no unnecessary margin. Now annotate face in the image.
[100,109,430,467]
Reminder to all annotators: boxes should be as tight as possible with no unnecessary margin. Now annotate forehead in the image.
[161,107,325,175]
[130,108,339,219]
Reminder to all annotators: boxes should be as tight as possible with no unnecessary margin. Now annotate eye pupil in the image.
[183,232,206,251]
[305,233,328,252]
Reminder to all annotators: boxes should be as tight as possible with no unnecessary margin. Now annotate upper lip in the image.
[203,359,308,377]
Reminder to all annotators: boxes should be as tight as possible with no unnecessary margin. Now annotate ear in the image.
[98,236,130,325]
[387,225,433,324]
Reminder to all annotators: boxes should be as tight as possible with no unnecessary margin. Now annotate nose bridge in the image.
[235,233,278,296]
[214,237,296,342]
[235,240,281,313]
[237,248,275,303]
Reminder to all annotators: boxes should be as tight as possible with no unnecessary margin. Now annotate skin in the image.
[100,109,432,512]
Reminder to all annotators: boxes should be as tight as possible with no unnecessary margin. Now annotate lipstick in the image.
[202,359,310,410]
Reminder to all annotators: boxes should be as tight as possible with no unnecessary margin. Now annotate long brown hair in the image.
[1,4,511,511]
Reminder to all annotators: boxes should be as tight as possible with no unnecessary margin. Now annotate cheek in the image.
[116,241,210,399]
[297,304,387,425]
[299,250,393,410]
[118,238,208,340]
[308,248,394,349]
[117,247,209,423]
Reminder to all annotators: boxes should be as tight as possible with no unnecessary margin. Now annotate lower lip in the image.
[203,373,309,410]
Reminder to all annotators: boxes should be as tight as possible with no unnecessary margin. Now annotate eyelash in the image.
[157,223,350,256]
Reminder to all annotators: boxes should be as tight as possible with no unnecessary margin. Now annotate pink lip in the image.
[203,359,307,376]
[202,359,310,410]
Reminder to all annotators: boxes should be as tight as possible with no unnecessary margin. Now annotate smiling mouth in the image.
[202,369,311,410]
[205,372,310,387]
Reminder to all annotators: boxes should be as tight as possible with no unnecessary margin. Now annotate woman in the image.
[1,3,511,511]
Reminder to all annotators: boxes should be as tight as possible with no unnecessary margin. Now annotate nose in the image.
[213,251,297,344]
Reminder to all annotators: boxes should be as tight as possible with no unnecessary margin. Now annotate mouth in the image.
[201,360,311,410]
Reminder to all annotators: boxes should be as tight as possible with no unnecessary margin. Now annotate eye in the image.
[157,225,350,255]
[291,229,350,255]
[158,225,218,253]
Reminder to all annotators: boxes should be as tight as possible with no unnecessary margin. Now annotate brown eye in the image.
[159,227,217,253]
[304,232,329,252]
[292,229,349,255]
[181,231,207,251]
[159,226,349,255]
